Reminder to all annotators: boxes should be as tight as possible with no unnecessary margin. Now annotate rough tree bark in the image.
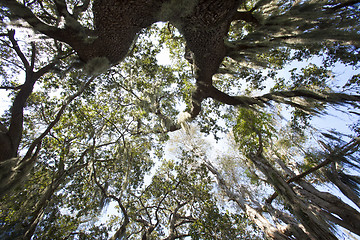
[248,153,338,240]
[22,149,89,240]
[204,160,295,240]
[0,31,56,163]
[0,0,248,197]
[326,163,360,210]
[294,179,360,236]
[2,0,245,115]
[3,0,359,122]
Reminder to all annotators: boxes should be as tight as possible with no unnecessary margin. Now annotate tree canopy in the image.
[0,0,360,239]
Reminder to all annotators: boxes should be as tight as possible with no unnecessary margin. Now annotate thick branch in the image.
[7,30,30,69]
[207,87,360,110]
[1,30,60,161]
[7,40,38,157]
[4,59,57,160]
[232,11,259,25]
[1,0,68,41]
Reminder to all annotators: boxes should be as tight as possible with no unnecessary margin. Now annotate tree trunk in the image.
[22,178,63,240]
[265,204,310,239]
[203,160,292,240]
[22,162,87,239]
[248,153,338,240]
[294,180,360,236]
[326,169,360,210]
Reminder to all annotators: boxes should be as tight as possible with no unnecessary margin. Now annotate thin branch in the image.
[136,195,153,225]
[37,0,58,24]
[0,56,25,70]
[22,76,96,162]
[0,85,23,90]
[154,181,181,227]
[72,0,90,19]
[91,148,129,240]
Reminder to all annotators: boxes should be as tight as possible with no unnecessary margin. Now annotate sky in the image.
[1,22,360,239]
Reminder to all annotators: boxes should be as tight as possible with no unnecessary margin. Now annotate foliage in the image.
[0,0,360,239]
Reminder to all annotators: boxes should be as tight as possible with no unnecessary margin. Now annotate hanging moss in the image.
[83,57,111,75]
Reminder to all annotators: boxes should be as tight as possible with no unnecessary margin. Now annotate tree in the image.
[0,0,360,239]
[231,107,360,239]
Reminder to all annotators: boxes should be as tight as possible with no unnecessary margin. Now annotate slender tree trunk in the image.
[274,153,360,235]
[265,204,310,239]
[22,161,88,239]
[248,153,338,240]
[294,180,360,236]
[203,160,293,240]
[326,169,360,209]
[22,178,62,240]
[244,205,294,240]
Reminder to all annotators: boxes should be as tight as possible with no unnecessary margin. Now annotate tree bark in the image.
[294,180,360,236]
[326,167,360,209]
[203,160,292,240]
[248,153,338,240]
[22,162,87,240]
